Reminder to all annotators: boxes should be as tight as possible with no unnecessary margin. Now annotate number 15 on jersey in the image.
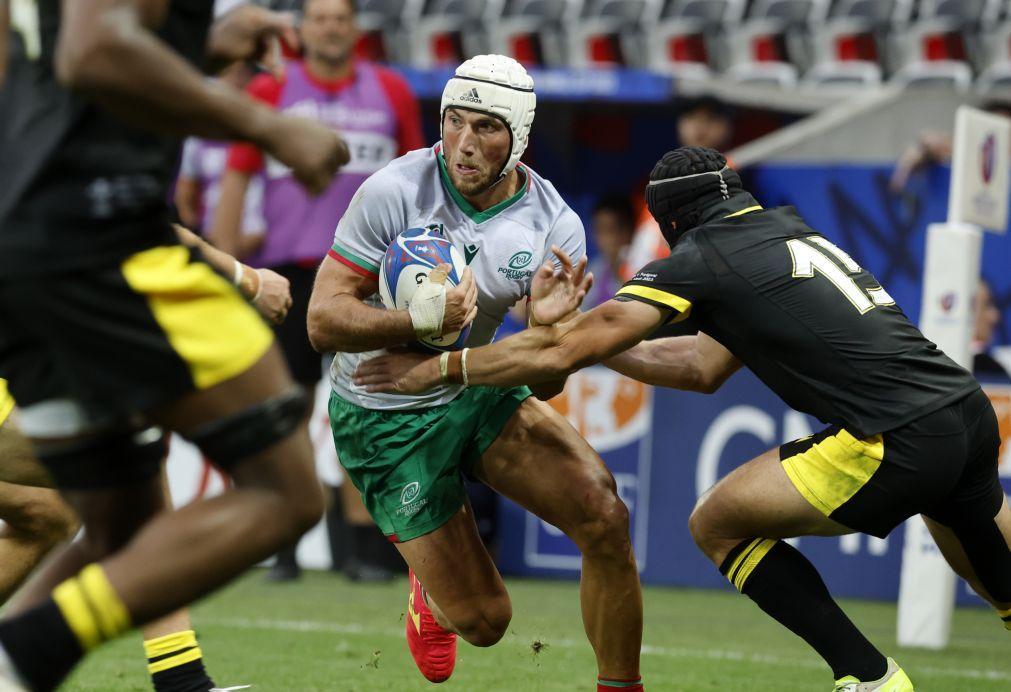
[788,236,895,315]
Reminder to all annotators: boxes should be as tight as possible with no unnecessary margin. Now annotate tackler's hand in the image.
[529,245,593,327]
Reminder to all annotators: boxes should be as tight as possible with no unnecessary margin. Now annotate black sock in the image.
[351,525,376,564]
[145,630,216,692]
[274,542,299,568]
[0,600,84,691]
[720,538,887,681]
[324,484,349,571]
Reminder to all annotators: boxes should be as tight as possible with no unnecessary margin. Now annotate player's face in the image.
[302,0,358,66]
[442,108,512,196]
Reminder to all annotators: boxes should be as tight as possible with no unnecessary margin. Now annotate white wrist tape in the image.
[409,275,447,338]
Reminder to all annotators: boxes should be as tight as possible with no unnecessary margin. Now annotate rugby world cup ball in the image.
[378,225,471,351]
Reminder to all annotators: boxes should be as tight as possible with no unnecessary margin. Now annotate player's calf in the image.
[443,593,511,648]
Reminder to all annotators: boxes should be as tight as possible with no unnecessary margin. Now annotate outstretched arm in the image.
[56,1,347,192]
[174,225,291,325]
[354,299,665,394]
[605,332,741,393]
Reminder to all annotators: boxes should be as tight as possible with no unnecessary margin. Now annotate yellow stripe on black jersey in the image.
[0,379,14,427]
[614,285,692,323]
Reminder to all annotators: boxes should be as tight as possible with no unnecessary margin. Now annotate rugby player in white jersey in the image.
[307,55,644,691]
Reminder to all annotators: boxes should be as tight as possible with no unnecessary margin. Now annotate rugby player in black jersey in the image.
[356,147,1011,691]
[0,2,348,690]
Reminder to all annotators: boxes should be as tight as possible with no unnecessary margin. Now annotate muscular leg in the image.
[688,448,888,682]
[396,503,511,647]
[0,346,324,690]
[98,345,323,622]
[0,421,54,489]
[688,449,851,564]
[0,482,78,602]
[924,495,1011,614]
[7,464,225,691]
[473,398,641,681]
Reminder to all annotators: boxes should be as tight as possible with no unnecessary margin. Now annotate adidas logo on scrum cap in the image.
[458,88,481,104]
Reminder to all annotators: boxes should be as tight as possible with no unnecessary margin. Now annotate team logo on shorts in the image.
[401,481,421,505]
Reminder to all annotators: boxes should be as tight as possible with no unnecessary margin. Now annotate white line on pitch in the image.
[203,617,1011,683]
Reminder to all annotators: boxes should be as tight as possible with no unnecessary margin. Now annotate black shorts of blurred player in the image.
[0,243,324,690]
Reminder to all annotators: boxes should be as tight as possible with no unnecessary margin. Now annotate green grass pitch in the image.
[66,570,1009,691]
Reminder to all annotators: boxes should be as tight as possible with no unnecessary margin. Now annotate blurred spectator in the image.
[215,0,424,582]
[891,101,1011,192]
[585,194,636,307]
[626,96,736,281]
[175,65,267,256]
[677,95,734,153]
[973,278,1010,379]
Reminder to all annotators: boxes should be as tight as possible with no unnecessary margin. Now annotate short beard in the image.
[448,167,498,196]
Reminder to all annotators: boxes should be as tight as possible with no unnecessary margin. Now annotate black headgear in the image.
[645,147,743,247]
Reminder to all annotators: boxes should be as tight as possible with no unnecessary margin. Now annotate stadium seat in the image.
[981,0,1010,24]
[976,61,1011,94]
[802,59,882,89]
[885,16,973,79]
[643,0,744,76]
[726,60,799,87]
[748,0,831,25]
[485,0,575,66]
[891,59,973,91]
[810,17,880,65]
[831,0,916,25]
[568,0,650,66]
[355,0,409,62]
[663,0,746,23]
[918,0,988,22]
[403,0,485,68]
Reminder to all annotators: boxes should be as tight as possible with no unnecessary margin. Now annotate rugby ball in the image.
[379,225,471,351]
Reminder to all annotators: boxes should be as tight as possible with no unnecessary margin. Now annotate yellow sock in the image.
[51,564,131,652]
[999,607,1011,631]
[143,630,204,676]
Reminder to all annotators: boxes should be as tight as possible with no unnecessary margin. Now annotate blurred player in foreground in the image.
[0,2,348,689]
[356,147,1011,692]
[0,227,291,692]
[308,55,644,691]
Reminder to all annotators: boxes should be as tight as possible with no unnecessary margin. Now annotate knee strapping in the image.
[186,387,309,470]
[35,426,165,489]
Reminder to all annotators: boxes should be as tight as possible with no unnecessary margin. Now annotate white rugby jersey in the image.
[328,144,585,410]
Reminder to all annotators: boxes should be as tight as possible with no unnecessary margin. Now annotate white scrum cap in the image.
[440,54,536,177]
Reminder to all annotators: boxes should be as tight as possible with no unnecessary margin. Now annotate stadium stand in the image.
[295,0,1011,94]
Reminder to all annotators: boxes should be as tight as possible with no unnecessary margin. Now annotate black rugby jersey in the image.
[616,193,979,437]
[0,1,213,276]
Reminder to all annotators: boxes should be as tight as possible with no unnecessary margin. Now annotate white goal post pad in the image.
[948,106,1010,233]
[897,222,982,648]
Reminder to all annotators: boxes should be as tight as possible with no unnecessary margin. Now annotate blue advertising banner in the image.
[498,368,1011,605]
[498,163,1011,606]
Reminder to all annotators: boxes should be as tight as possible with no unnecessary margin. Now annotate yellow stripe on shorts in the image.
[781,429,883,516]
[120,246,273,390]
[0,379,14,427]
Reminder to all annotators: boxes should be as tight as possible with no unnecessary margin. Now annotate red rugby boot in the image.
[406,569,457,683]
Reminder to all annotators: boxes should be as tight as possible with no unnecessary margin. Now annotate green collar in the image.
[437,151,529,223]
